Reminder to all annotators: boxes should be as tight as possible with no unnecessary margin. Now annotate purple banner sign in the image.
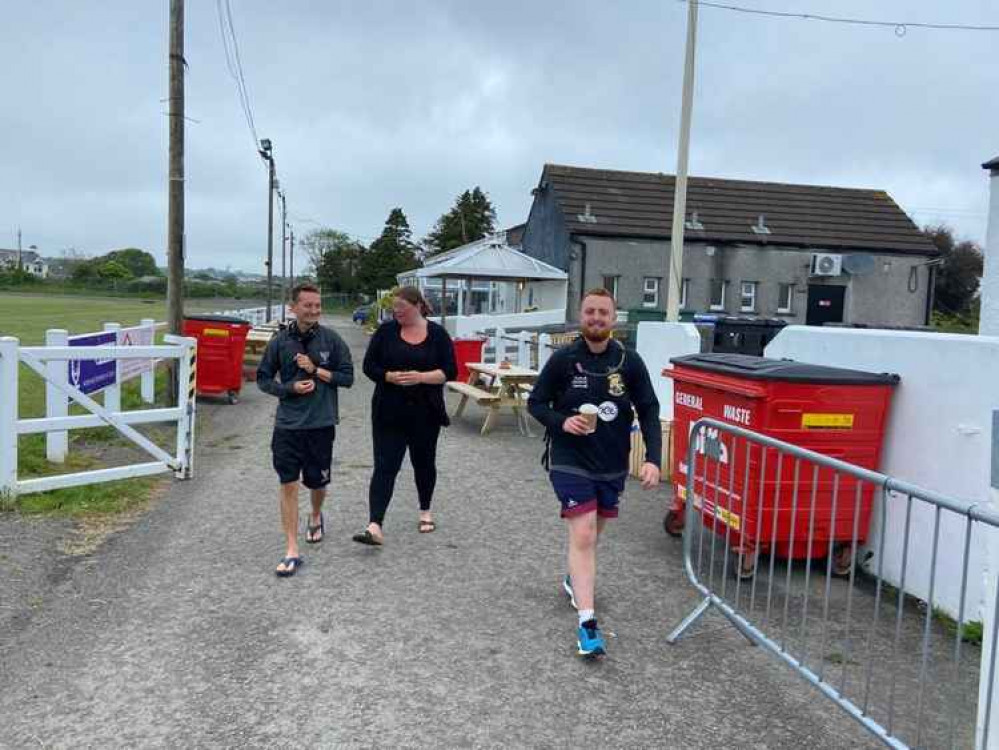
[68,331,117,395]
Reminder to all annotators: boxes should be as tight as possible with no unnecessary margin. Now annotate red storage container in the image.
[452,337,486,383]
[665,353,899,571]
[183,315,252,404]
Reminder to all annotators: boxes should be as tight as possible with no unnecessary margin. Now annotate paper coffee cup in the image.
[579,404,599,433]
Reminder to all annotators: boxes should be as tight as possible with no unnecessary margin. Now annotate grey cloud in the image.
[2,0,994,272]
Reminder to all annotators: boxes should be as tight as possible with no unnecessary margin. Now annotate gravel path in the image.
[0,316,881,749]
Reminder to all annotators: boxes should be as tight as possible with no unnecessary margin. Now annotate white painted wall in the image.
[982,163,999,337]
[635,322,703,420]
[766,327,999,625]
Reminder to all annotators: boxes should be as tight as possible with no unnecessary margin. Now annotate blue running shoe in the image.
[562,574,578,610]
[577,619,606,657]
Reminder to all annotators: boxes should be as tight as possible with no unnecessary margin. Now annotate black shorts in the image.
[271,426,335,488]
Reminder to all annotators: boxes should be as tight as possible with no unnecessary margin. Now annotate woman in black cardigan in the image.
[352,286,458,545]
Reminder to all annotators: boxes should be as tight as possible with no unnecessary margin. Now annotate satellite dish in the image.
[842,254,876,275]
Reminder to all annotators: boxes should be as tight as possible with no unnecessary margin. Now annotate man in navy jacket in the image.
[528,288,661,656]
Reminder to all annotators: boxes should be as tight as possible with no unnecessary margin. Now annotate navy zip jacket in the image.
[528,337,661,479]
[256,322,354,430]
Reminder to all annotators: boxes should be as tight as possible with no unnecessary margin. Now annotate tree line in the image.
[305,186,497,295]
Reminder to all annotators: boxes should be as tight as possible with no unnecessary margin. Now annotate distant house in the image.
[0,249,49,278]
[520,164,939,327]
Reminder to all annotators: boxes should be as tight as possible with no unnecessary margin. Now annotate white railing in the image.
[475,327,558,370]
[0,335,198,499]
[211,305,293,326]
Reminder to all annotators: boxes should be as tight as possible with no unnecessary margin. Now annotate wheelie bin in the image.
[452,337,486,383]
[183,314,252,404]
[664,353,899,576]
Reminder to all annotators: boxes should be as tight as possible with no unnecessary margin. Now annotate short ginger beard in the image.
[582,325,612,343]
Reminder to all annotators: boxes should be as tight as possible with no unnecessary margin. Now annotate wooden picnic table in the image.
[446,361,539,436]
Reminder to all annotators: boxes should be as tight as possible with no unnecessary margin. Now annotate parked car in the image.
[352,304,373,324]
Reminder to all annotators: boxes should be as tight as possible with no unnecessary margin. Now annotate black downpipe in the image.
[924,264,936,326]
[576,238,588,305]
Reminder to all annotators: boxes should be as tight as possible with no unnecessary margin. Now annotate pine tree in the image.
[357,208,419,293]
[424,187,497,257]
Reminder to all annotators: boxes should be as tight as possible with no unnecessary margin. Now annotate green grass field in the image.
[0,292,235,345]
[0,293,231,516]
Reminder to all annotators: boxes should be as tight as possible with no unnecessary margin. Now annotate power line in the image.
[215,0,259,150]
[683,0,999,34]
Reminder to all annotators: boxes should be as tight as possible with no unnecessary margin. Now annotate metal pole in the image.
[279,191,287,322]
[665,0,698,322]
[266,157,275,323]
[166,0,185,407]
[289,228,295,292]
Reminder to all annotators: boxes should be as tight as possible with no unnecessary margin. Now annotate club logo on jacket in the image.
[598,401,619,422]
[607,373,626,397]
[319,351,330,365]
[571,375,588,389]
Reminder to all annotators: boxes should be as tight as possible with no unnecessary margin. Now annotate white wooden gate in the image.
[0,335,197,499]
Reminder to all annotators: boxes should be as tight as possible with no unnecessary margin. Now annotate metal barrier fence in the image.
[667,417,998,750]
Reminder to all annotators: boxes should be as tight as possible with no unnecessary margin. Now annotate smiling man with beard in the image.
[528,288,661,658]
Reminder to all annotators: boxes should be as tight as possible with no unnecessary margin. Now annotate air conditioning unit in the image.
[810,252,843,277]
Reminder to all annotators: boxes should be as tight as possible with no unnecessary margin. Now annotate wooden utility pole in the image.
[166,0,185,404]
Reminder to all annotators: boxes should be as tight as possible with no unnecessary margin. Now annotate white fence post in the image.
[140,318,155,404]
[103,322,121,413]
[45,328,69,463]
[0,337,19,500]
[493,327,505,364]
[517,331,531,368]
[538,333,553,370]
[171,335,197,479]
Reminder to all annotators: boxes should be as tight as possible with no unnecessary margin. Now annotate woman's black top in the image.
[363,320,458,427]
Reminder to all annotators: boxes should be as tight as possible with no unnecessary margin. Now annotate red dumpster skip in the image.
[452,337,486,383]
[182,315,252,404]
[665,353,899,576]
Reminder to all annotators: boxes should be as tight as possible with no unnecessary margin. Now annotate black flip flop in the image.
[418,519,436,533]
[275,556,303,577]
[351,529,384,546]
[306,512,324,544]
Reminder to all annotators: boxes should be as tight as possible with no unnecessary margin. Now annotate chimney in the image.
[981,155,999,336]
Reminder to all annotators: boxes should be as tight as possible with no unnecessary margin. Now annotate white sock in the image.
[578,609,595,626]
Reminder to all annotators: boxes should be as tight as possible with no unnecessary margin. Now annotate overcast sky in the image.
[3,1,997,273]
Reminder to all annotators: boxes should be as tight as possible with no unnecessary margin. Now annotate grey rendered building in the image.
[520,164,939,326]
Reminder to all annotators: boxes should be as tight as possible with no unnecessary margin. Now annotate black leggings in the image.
[369,418,442,525]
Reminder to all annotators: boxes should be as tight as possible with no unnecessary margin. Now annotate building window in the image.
[642,277,660,308]
[602,275,619,300]
[777,283,794,314]
[679,278,690,309]
[709,280,727,311]
[740,281,757,312]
